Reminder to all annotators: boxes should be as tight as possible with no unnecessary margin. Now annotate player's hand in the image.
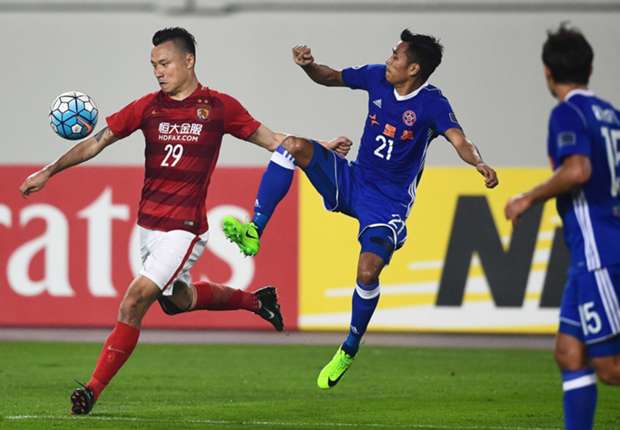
[476,162,498,188]
[504,194,533,226]
[19,169,51,197]
[327,136,353,157]
[292,45,314,67]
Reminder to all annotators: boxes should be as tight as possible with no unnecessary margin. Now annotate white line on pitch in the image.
[4,415,561,430]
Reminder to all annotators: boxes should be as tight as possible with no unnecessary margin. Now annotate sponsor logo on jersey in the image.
[369,114,379,126]
[373,99,382,109]
[401,130,414,141]
[383,124,396,138]
[158,122,203,142]
[402,110,416,126]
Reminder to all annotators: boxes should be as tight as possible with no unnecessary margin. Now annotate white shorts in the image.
[138,226,209,296]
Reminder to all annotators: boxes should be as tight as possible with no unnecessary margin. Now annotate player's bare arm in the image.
[292,45,345,87]
[248,124,353,157]
[444,127,498,188]
[504,154,591,224]
[19,127,119,197]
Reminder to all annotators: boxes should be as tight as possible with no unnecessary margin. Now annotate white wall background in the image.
[1,0,619,167]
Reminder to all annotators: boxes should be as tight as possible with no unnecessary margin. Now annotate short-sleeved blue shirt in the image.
[342,64,461,209]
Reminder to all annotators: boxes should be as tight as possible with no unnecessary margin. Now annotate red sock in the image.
[193,281,259,311]
[87,321,140,400]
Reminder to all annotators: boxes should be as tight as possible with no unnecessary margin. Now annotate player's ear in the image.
[185,53,195,69]
[408,62,420,79]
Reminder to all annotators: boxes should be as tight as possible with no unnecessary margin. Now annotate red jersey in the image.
[106,84,260,234]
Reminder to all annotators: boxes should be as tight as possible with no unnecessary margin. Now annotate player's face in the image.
[150,41,195,95]
[385,42,418,85]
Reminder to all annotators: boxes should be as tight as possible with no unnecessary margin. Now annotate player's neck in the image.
[556,83,588,102]
[167,78,200,101]
[393,78,424,97]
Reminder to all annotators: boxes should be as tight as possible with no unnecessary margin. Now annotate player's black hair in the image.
[400,29,443,81]
[542,23,593,85]
[152,27,196,56]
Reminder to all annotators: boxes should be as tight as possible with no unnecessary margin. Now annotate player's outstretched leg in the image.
[186,281,284,331]
[223,141,302,255]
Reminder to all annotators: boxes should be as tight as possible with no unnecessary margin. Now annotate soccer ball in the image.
[49,91,98,140]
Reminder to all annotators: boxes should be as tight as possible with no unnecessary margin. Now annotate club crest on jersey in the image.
[402,110,416,126]
[196,107,210,120]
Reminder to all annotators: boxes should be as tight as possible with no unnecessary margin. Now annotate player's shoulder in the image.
[551,100,588,127]
[202,87,244,108]
[128,91,159,108]
[419,84,452,111]
[360,63,387,83]
[421,84,447,100]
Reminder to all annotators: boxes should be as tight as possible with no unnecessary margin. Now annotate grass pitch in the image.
[1,341,619,429]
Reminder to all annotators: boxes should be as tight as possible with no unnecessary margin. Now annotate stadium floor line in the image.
[0,329,554,349]
[3,415,562,430]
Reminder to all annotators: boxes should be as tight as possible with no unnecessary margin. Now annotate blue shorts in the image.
[304,141,409,264]
[559,264,620,357]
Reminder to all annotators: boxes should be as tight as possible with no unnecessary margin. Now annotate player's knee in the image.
[357,269,379,286]
[119,279,158,322]
[158,282,191,315]
[554,344,585,371]
[281,136,309,157]
[118,296,142,322]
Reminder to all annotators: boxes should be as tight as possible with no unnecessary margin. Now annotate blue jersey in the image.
[547,89,620,273]
[342,64,461,211]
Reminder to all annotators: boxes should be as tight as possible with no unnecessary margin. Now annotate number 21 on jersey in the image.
[374,135,394,160]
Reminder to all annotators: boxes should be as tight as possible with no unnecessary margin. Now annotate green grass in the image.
[0,342,619,429]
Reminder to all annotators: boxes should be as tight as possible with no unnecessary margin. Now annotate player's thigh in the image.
[556,274,587,368]
[140,228,207,294]
[302,140,349,212]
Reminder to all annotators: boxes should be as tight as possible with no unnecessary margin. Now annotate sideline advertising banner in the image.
[0,166,298,329]
[299,168,567,334]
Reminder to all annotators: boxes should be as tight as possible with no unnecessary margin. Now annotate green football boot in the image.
[317,347,354,389]
[222,216,260,256]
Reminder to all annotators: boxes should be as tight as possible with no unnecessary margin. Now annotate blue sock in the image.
[341,282,380,357]
[252,145,295,235]
[562,368,597,430]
